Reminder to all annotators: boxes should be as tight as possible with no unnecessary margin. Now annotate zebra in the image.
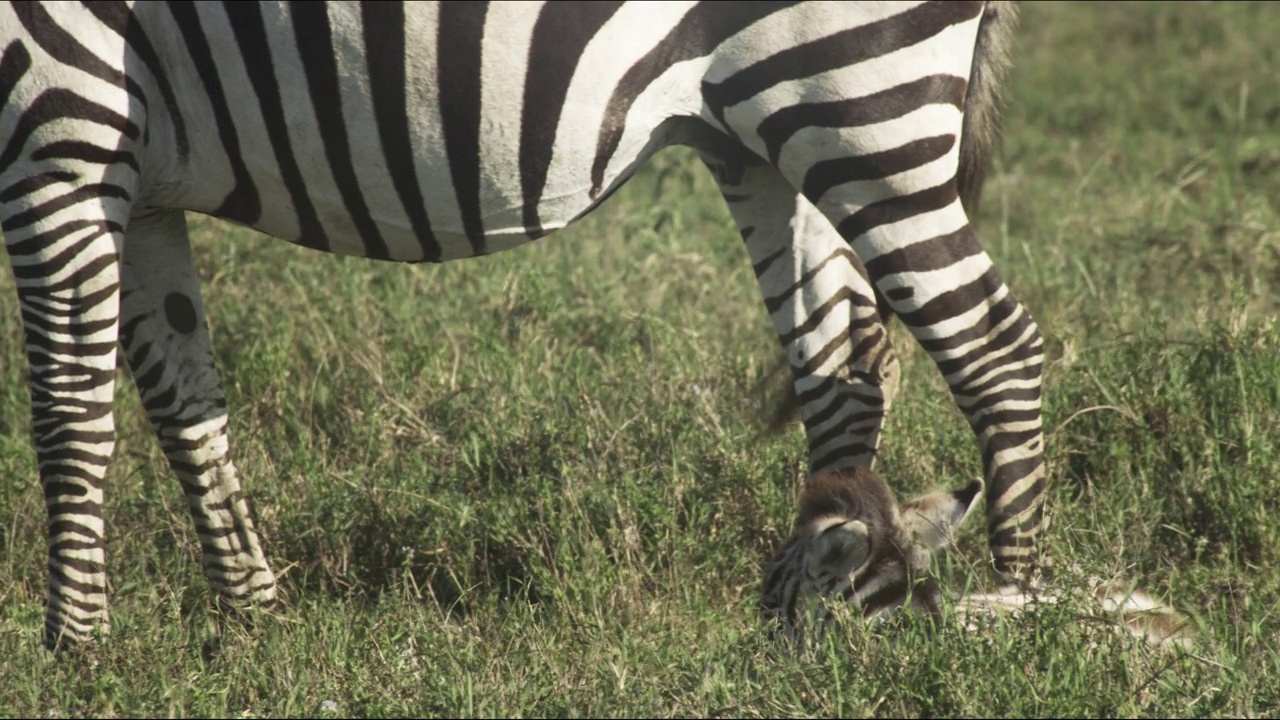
[0,0,1043,650]
[762,466,1194,654]
[760,465,985,652]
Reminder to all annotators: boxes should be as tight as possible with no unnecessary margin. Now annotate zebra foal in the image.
[0,0,1042,650]
[762,466,1194,654]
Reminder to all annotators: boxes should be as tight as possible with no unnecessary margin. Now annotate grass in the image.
[2,1,1280,716]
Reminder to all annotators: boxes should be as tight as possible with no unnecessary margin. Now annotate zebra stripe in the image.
[0,0,1043,650]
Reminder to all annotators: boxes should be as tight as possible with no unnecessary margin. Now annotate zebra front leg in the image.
[119,210,278,614]
[3,206,124,650]
[701,155,899,472]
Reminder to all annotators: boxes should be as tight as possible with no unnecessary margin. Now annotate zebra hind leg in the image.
[700,154,900,473]
[119,210,278,619]
[854,209,1046,584]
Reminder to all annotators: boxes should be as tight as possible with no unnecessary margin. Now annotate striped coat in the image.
[0,1,1042,649]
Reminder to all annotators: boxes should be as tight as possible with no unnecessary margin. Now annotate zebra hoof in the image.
[43,614,110,656]
[201,636,224,664]
[43,629,106,661]
[211,590,288,637]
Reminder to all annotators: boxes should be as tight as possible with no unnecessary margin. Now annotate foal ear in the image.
[810,519,871,578]
[900,478,984,550]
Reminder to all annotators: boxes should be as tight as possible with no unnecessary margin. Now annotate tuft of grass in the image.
[2,2,1280,716]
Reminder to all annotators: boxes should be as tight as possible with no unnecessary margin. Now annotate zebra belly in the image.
[216,137,649,263]
[236,169,603,264]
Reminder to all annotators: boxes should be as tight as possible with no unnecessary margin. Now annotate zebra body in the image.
[0,0,1045,650]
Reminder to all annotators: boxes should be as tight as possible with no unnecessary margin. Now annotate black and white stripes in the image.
[0,1,1043,650]
[760,466,984,652]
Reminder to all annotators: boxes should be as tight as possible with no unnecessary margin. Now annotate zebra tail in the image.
[957,0,1019,215]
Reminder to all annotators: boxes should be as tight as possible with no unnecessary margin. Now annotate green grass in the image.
[3,2,1280,716]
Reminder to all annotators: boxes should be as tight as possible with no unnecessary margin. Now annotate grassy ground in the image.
[2,2,1279,716]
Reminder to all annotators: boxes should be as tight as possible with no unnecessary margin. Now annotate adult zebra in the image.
[0,0,1042,650]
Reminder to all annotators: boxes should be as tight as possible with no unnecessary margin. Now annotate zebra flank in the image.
[0,1,1046,651]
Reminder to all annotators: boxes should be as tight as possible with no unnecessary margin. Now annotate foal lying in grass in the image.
[761,466,1193,652]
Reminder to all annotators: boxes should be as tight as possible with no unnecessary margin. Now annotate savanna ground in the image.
[2,2,1280,716]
